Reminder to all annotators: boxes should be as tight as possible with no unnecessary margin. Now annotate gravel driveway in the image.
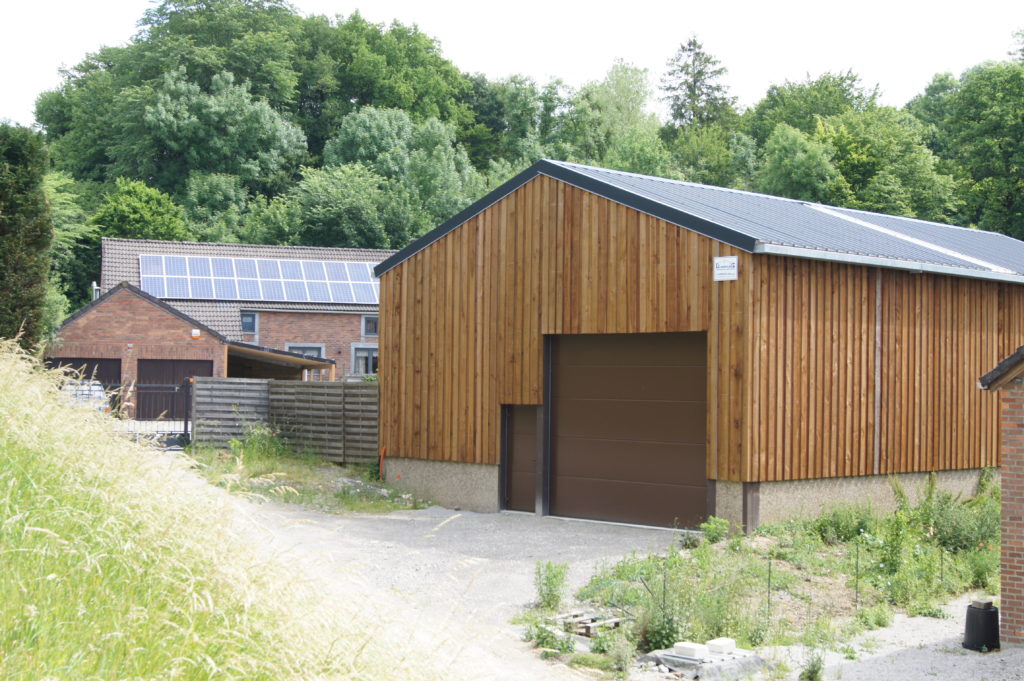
[235,502,678,680]
[231,499,1024,681]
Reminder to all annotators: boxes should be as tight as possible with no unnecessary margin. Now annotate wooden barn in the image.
[374,160,1024,529]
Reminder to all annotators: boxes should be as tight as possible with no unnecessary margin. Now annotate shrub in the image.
[813,506,874,544]
[965,547,1000,592]
[856,603,894,630]
[524,621,575,653]
[535,560,569,610]
[700,515,730,543]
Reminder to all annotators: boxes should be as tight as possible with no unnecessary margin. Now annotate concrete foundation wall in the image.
[753,469,989,526]
[385,457,499,512]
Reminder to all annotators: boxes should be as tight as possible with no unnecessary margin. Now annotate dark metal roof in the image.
[375,159,1024,283]
[979,345,1024,390]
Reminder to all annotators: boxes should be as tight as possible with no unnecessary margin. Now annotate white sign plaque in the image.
[713,256,739,281]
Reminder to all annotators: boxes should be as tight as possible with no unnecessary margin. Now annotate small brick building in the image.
[77,238,394,378]
[979,349,1024,645]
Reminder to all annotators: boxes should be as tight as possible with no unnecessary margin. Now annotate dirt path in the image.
[229,500,677,681]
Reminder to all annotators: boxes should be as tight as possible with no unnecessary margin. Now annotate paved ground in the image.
[229,498,1024,681]
[235,502,679,680]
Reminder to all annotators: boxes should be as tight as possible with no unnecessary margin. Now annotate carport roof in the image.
[374,159,1024,284]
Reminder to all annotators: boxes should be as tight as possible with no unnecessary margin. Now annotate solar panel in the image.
[307,281,330,302]
[140,255,163,276]
[188,257,211,277]
[257,259,280,279]
[212,258,234,277]
[330,282,354,303]
[284,280,307,301]
[214,278,237,299]
[238,279,260,299]
[280,260,303,280]
[165,256,188,277]
[138,255,379,303]
[141,276,165,297]
[235,259,257,278]
[347,262,372,282]
[352,282,376,303]
[261,280,285,300]
[166,277,189,298]
[303,261,326,280]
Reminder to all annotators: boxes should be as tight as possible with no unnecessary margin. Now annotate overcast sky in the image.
[3,0,1023,127]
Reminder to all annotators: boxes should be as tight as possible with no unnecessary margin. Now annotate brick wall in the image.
[245,311,376,377]
[1001,378,1024,644]
[52,288,226,384]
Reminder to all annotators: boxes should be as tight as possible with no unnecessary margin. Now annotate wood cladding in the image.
[379,176,746,477]
[379,174,1024,482]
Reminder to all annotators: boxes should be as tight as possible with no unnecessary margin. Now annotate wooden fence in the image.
[191,377,378,463]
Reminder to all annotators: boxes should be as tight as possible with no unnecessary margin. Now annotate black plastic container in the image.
[963,603,1000,651]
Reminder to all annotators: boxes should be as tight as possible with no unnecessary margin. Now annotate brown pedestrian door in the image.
[503,405,539,511]
[136,359,213,419]
[551,333,707,528]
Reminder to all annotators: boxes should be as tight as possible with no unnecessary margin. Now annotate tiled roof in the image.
[171,300,374,341]
[376,159,1024,284]
[100,238,394,338]
[102,238,395,291]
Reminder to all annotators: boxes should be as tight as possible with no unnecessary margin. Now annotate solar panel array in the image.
[138,255,380,304]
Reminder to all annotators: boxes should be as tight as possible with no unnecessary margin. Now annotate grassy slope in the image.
[0,341,407,680]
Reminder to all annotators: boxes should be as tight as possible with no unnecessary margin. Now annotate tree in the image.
[109,68,308,197]
[755,123,851,204]
[744,71,878,145]
[660,36,737,129]
[670,124,756,188]
[243,165,396,248]
[0,125,53,349]
[90,178,193,241]
[938,61,1024,237]
[324,107,486,238]
[42,172,96,312]
[813,108,957,221]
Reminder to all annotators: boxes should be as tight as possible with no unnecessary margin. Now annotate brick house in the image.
[92,237,393,378]
[979,349,1024,644]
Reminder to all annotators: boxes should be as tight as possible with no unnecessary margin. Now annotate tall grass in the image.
[0,341,422,680]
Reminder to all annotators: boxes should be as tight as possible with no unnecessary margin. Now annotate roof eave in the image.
[754,243,1024,285]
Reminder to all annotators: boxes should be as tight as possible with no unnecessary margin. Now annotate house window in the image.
[240,312,257,334]
[286,344,324,358]
[352,344,378,375]
[286,344,327,381]
[363,315,379,337]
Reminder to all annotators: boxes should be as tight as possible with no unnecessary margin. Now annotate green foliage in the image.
[90,178,193,241]
[243,165,395,248]
[856,603,894,630]
[812,505,875,544]
[0,339,428,680]
[744,70,878,145]
[0,124,53,349]
[661,36,738,129]
[700,515,730,543]
[524,621,575,654]
[932,61,1024,238]
[798,651,824,681]
[535,560,569,611]
[755,123,851,204]
[568,651,615,672]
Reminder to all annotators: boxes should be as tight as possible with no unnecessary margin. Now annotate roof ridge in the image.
[102,237,397,254]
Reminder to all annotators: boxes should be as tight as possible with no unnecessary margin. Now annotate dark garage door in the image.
[136,359,213,419]
[46,357,121,385]
[552,333,707,528]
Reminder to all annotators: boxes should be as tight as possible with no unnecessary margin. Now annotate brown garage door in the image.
[552,333,707,528]
[137,359,213,420]
[46,357,121,386]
